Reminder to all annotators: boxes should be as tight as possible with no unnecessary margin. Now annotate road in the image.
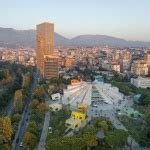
[12,72,38,150]
[38,111,50,150]
[85,82,140,150]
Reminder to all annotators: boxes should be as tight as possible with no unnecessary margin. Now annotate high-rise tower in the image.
[36,22,59,79]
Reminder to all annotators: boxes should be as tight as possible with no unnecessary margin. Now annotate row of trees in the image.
[10,69,35,147]
[47,126,97,149]
[22,72,31,89]
[22,84,48,149]
[0,69,13,87]
[0,117,13,149]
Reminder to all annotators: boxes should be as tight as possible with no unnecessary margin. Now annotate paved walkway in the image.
[38,111,50,150]
[87,83,140,150]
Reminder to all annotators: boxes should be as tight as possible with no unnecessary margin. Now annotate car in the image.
[118,112,122,115]
[93,104,98,108]
[48,127,52,133]
[20,142,23,147]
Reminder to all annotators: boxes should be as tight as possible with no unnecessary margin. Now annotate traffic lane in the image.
[15,109,31,150]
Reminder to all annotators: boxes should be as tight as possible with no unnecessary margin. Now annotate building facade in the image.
[112,64,120,73]
[131,60,148,76]
[144,54,150,75]
[120,51,132,72]
[44,55,59,79]
[65,56,73,69]
[131,77,150,88]
[36,22,59,79]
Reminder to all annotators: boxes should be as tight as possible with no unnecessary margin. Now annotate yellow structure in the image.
[71,111,86,121]
[65,111,86,129]
[71,79,79,85]
[77,103,88,113]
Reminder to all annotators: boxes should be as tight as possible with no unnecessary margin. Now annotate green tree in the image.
[30,99,39,109]
[23,72,30,89]
[14,100,23,113]
[105,129,128,149]
[14,90,23,106]
[143,96,150,106]
[145,109,150,125]
[33,85,45,100]
[12,113,21,123]
[99,120,109,133]
[0,117,13,143]
[105,135,118,149]
[27,121,39,136]
[37,103,49,112]
[23,132,37,149]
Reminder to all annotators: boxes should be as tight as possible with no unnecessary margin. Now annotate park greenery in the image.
[21,77,70,149]
[91,118,128,149]
[118,103,150,147]
[0,117,13,150]
[0,62,37,149]
[109,72,150,147]
[45,109,128,150]
[109,72,150,106]
[0,62,35,114]
[22,82,49,149]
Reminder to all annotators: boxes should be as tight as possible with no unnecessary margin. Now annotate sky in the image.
[0,0,150,41]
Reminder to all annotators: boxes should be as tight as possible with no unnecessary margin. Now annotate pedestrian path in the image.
[38,111,50,150]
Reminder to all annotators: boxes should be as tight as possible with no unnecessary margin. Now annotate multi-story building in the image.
[131,77,150,88]
[144,54,150,74]
[112,51,120,62]
[131,60,148,76]
[112,63,120,73]
[18,52,25,64]
[120,51,132,72]
[44,55,59,79]
[102,60,111,71]
[65,56,73,69]
[36,22,59,79]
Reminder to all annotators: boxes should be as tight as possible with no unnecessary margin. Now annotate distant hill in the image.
[70,35,150,47]
[0,27,150,48]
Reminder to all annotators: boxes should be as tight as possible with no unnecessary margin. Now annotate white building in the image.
[131,77,150,88]
[51,93,61,101]
[49,103,62,112]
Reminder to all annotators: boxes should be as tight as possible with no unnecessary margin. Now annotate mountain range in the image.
[0,27,150,48]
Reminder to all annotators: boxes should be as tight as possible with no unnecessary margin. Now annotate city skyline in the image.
[1,0,150,41]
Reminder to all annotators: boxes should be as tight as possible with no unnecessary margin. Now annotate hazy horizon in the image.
[1,0,150,41]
